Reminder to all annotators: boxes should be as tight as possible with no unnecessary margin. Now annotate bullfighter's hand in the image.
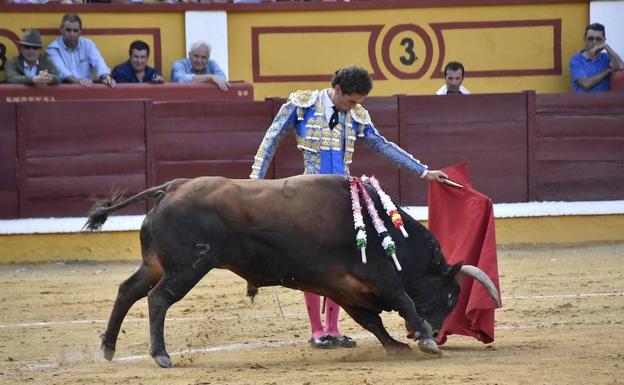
[423,170,448,183]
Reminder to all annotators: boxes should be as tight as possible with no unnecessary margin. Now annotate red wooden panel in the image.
[402,93,527,124]
[0,103,18,218]
[25,153,145,177]
[536,92,624,114]
[272,131,301,179]
[155,161,253,183]
[611,70,624,91]
[150,101,271,133]
[537,138,624,162]
[399,94,528,205]
[17,101,147,217]
[149,100,274,184]
[153,131,268,160]
[536,161,624,201]
[0,83,253,103]
[536,114,624,137]
[535,91,624,201]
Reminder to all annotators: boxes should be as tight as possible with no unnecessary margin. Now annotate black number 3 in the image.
[0,43,7,71]
[399,37,417,66]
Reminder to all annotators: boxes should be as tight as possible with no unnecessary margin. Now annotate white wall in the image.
[185,11,229,79]
[590,1,624,58]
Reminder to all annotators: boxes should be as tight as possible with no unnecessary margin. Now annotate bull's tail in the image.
[84,180,179,231]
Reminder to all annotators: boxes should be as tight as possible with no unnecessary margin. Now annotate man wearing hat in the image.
[5,29,60,85]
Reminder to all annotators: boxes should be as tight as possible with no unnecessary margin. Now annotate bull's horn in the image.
[459,265,501,307]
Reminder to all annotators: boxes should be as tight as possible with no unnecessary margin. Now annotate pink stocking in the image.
[324,297,341,337]
[303,292,325,339]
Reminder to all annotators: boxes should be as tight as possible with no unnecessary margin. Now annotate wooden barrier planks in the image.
[2,91,624,219]
[0,83,254,103]
[0,103,18,218]
[16,100,147,217]
[398,93,529,205]
[535,92,624,201]
[149,100,274,184]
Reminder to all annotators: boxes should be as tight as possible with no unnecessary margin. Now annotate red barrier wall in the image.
[611,70,624,92]
[0,103,17,218]
[149,100,274,185]
[16,100,147,217]
[535,92,624,201]
[398,93,529,205]
[1,91,623,219]
[0,83,254,103]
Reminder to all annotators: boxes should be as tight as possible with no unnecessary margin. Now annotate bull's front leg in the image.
[391,292,440,355]
[340,305,411,355]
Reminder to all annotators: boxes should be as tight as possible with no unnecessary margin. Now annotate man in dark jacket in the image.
[5,29,60,85]
[112,40,164,83]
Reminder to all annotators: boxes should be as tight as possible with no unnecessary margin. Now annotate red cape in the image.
[427,163,502,344]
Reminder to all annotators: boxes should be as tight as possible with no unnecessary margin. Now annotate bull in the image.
[85,174,499,368]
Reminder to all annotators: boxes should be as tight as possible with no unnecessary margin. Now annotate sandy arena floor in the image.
[0,242,623,385]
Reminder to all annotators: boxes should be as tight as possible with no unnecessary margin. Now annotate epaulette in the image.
[350,104,371,125]
[288,89,320,108]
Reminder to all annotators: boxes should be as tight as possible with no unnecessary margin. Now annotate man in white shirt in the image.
[46,13,115,88]
[436,61,470,95]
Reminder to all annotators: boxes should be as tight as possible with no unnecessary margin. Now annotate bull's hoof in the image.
[385,341,412,355]
[418,338,441,355]
[100,337,116,361]
[152,354,173,368]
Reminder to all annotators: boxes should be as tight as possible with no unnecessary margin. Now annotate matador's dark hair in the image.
[331,65,373,96]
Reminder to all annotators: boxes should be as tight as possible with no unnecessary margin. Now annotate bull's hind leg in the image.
[101,261,163,361]
[341,305,412,354]
[147,263,212,368]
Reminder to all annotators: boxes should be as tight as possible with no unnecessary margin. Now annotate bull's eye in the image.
[447,293,453,307]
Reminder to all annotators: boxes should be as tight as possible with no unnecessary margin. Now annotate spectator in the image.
[46,13,116,88]
[570,23,624,93]
[5,29,60,85]
[112,40,164,83]
[436,61,469,95]
[250,65,448,349]
[171,41,229,91]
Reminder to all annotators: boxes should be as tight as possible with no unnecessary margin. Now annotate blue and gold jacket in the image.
[250,89,428,179]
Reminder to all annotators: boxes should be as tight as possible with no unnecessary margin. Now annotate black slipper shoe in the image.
[309,335,338,349]
[327,335,357,348]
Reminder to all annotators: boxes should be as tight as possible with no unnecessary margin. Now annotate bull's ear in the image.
[447,262,463,278]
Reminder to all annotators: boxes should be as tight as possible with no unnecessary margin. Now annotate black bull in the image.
[85,174,499,368]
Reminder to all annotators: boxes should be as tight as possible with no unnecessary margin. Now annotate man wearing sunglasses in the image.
[5,29,59,85]
[569,23,624,93]
[46,13,116,88]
